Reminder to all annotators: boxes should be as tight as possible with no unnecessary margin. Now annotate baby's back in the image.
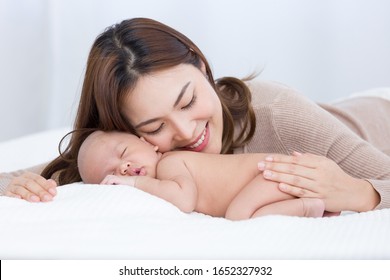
[162,151,267,217]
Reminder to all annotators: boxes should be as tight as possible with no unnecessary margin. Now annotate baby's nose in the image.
[120,163,131,175]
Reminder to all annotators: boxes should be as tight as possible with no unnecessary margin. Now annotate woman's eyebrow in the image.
[134,81,191,129]
[173,81,191,107]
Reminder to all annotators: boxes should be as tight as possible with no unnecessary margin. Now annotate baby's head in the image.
[78,130,162,184]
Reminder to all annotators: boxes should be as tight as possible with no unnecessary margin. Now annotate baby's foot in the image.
[301,198,325,217]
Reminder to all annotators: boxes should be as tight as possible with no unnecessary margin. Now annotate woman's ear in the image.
[200,60,207,76]
[199,61,211,81]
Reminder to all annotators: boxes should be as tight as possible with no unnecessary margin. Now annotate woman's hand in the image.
[4,172,57,202]
[258,152,380,212]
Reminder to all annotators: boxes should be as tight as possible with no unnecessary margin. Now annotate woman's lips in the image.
[183,123,209,152]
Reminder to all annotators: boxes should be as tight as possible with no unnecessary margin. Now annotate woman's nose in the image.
[172,119,194,141]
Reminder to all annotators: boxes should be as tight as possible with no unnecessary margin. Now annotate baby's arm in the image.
[225,174,324,220]
[101,156,197,213]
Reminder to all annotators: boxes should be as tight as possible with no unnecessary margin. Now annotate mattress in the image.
[1,127,389,259]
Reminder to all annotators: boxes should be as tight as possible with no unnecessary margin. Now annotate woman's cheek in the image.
[144,136,171,152]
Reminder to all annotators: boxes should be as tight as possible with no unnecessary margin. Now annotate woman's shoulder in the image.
[238,80,339,154]
[245,79,314,110]
[245,79,293,92]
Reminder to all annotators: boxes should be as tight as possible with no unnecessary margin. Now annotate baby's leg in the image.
[225,174,325,220]
[251,198,325,218]
[225,174,294,220]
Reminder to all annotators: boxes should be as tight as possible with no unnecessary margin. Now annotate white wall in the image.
[1,0,389,141]
[0,0,51,141]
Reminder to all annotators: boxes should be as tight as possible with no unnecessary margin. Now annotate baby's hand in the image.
[100,174,137,186]
[4,172,57,202]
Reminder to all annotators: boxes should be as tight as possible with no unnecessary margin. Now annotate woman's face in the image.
[122,64,223,153]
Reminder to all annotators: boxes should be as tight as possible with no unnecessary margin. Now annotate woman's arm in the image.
[247,81,390,211]
[270,92,390,211]
[273,94,390,211]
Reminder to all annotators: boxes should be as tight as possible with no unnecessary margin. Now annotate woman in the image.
[1,18,390,213]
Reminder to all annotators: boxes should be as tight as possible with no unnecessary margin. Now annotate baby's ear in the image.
[140,137,159,151]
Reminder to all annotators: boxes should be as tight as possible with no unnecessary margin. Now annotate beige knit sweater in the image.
[1,80,390,209]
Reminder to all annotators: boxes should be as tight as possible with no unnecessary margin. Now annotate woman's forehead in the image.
[135,67,190,97]
[124,64,199,122]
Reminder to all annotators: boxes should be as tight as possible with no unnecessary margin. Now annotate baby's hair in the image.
[42,128,99,184]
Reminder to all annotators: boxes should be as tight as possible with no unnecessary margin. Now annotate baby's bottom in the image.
[225,174,326,220]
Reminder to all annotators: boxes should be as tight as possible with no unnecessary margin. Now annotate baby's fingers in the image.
[100,175,118,185]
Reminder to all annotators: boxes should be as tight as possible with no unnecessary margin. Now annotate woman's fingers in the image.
[258,158,319,192]
[21,176,55,201]
[261,153,366,212]
[4,191,22,200]
[261,168,317,191]
[258,160,316,180]
[47,179,58,195]
[257,153,329,195]
[278,183,320,198]
[265,152,322,168]
[7,184,40,202]
[7,172,57,202]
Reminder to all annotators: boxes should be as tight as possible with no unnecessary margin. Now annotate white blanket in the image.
[1,126,390,259]
[0,183,389,259]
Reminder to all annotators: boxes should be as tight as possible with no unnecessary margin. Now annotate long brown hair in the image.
[41,18,256,185]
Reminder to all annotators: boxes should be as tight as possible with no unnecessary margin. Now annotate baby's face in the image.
[78,131,162,184]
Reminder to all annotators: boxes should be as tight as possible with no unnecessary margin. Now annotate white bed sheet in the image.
[1,183,389,259]
[1,126,390,259]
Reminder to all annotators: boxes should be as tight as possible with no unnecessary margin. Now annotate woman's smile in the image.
[182,123,209,152]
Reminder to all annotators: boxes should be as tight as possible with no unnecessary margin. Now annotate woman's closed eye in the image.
[141,93,196,135]
[144,123,165,135]
[181,94,197,110]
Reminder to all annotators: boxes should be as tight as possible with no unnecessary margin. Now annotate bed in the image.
[1,125,390,260]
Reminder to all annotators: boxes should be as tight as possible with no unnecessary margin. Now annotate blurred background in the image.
[1,0,389,141]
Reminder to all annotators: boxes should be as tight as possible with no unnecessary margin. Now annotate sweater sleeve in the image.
[0,163,48,195]
[276,86,390,209]
[247,80,390,209]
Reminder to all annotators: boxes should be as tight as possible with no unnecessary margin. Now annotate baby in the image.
[77,130,329,220]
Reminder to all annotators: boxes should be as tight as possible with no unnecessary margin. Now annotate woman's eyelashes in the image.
[181,94,197,110]
[142,93,197,135]
[144,123,165,135]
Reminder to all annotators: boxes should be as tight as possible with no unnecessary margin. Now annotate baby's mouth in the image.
[131,167,146,176]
